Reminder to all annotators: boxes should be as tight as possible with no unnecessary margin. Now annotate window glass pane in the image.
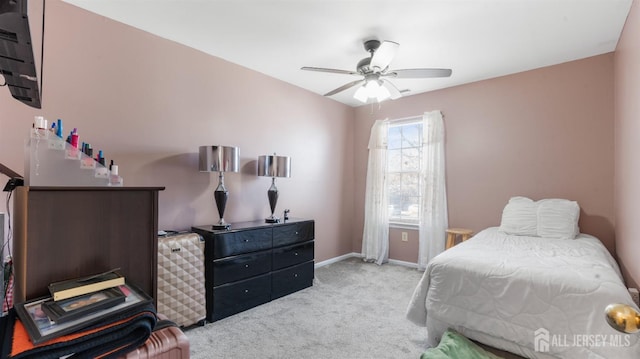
[387,149,402,172]
[387,126,402,150]
[402,148,420,171]
[387,173,401,195]
[387,119,422,225]
[403,173,420,195]
[402,123,421,148]
[387,172,402,218]
[399,196,420,222]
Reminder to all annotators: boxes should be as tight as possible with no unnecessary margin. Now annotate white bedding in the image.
[406,227,640,358]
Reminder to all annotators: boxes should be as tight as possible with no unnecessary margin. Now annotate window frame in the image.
[386,117,423,227]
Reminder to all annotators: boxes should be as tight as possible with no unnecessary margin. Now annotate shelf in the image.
[24,130,122,187]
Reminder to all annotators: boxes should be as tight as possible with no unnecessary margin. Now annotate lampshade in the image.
[199,146,239,173]
[257,154,291,178]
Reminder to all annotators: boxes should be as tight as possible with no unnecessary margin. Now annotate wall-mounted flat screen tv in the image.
[0,0,44,109]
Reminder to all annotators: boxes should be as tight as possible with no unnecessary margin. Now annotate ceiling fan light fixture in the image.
[353,80,391,103]
[376,83,391,101]
[364,79,380,93]
[353,85,369,103]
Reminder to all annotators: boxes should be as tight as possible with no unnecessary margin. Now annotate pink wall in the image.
[614,0,640,289]
[0,1,355,263]
[354,54,615,262]
[389,227,419,263]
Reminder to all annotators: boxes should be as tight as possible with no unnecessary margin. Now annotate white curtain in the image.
[418,111,448,270]
[361,119,389,265]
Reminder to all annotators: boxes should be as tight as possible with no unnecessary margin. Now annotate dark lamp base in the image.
[265,217,280,223]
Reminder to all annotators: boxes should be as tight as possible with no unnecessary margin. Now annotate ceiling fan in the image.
[301,39,452,103]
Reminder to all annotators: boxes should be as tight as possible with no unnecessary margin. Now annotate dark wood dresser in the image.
[192,218,314,322]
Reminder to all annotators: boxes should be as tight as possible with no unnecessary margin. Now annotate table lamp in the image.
[257,153,291,223]
[199,145,239,229]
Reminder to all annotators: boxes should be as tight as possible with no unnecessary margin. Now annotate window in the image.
[387,119,422,225]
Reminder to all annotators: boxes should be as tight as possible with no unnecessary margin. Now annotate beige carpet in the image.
[184,257,524,358]
[185,257,427,358]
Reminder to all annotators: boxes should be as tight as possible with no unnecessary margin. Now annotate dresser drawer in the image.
[213,250,271,286]
[213,273,271,321]
[273,221,314,247]
[272,240,314,271]
[271,260,314,300]
[212,228,272,259]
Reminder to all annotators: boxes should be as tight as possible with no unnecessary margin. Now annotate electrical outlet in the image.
[629,288,640,306]
[401,232,408,242]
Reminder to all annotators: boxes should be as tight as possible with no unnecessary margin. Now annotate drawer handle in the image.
[294,273,298,278]
[245,264,249,268]
[244,239,249,243]
[295,231,299,235]
[294,252,299,256]
[244,289,249,293]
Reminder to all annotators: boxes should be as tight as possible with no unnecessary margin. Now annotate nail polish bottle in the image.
[109,165,123,187]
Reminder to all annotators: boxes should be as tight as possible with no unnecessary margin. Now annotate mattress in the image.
[406,227,640,358]
[157,232,206,327]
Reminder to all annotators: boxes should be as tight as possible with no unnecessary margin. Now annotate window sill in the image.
[389,222,419,230]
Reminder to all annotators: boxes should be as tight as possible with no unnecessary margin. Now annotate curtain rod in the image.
[385,111,444,125]
[386,115,420,125]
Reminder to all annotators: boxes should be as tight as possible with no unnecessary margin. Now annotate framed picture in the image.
[41,287,125,324]
[15,282,151,345]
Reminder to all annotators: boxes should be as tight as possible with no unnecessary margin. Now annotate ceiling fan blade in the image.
[385,68,452,78]
[301,67,359,76]
[381,79,402,100]
[370,40,399,72]
[324,79,365,97]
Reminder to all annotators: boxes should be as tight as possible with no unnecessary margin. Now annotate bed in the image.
[406,197,640,359]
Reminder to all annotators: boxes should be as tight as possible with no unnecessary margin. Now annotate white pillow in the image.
[498,196,538,236]
[536,199,580,239]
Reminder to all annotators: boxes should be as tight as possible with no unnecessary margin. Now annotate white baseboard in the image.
[315,252,360,268]
[388,258,419,269]
[315,252,418,269]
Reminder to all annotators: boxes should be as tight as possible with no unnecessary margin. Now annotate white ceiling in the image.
[62,0,632,107]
